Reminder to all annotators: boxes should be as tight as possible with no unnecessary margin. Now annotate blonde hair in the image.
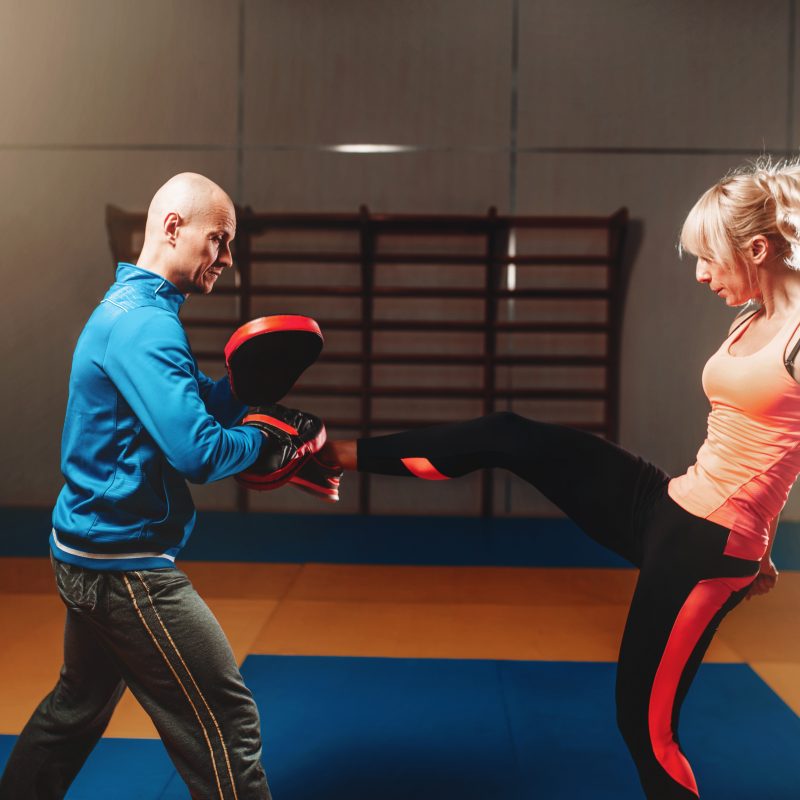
[680,157,800,271]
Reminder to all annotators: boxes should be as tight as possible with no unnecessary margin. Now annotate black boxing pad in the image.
[225,315,323,405]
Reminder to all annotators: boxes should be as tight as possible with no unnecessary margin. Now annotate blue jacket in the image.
[51,263,262,570]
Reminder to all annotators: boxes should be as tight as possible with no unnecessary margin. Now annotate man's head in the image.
[137,173,236,295]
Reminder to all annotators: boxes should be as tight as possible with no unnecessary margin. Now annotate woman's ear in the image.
[749,235,770,265]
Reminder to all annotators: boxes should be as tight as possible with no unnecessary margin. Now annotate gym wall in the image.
[0,1,795,515]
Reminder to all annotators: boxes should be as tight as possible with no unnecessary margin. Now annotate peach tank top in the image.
[668,310,800,560]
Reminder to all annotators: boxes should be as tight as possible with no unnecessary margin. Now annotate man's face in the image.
[172,198,236,295]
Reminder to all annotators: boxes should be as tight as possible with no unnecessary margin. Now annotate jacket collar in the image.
[115,262,186,310]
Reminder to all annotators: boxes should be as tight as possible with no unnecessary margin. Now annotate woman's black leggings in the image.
[357,412,760,799]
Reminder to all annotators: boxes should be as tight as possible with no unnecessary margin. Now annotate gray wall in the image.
[1,0,797,515]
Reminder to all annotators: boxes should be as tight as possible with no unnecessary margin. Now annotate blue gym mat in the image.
[2,657,798,799]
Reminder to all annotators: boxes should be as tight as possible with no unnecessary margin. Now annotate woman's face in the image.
[695,256,759,307]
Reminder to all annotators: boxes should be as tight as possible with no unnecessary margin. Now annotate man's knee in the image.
[48,673,125,725]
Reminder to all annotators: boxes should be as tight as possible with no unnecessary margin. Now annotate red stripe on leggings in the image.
[400,457,450,480]
[648,574,753,796]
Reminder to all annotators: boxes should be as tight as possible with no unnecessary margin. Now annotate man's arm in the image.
[103,308,262,483]
[197,370,248,427]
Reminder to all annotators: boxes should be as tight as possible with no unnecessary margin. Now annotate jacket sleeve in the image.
[196,370,249,427]
[103,307,262,483]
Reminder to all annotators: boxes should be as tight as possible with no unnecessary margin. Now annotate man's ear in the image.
[163,211,182,245]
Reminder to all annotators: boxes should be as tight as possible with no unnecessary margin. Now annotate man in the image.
[0,174,274,799]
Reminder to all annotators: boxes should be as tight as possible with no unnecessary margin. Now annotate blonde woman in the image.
[315,161,800,798]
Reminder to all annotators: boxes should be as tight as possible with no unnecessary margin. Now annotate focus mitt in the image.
[225,315,323,405]
[236,403,327,491]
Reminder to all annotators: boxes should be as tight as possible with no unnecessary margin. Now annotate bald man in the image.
[0,174,272,799]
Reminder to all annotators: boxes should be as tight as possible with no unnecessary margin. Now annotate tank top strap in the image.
[783,313,800,371]
[726,306,761,341]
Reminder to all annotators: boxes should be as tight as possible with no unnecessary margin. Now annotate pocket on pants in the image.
[53,557,101,612]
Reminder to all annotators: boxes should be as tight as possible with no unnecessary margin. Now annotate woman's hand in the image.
[746,557,779,600]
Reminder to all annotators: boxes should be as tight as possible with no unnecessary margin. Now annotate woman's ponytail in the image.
[681,157,800,270]
[753,164,800,269]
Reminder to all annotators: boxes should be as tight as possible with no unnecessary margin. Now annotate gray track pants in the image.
[0,558,271,800]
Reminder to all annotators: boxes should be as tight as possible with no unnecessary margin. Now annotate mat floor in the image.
[1,558,798,799]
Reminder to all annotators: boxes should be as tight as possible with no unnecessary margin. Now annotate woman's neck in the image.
[753,261,800,320]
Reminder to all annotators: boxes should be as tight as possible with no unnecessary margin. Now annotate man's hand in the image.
[746,557,779,600]
[236,403,327,490]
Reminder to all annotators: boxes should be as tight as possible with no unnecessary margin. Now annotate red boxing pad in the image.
[225,315,323,405]
[235,452,311,492]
